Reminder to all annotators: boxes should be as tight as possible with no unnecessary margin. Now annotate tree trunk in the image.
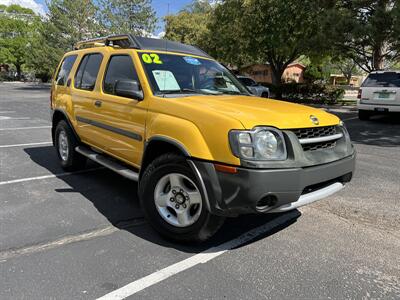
[270,65,285,99]
[373,46,384,70]
[15,64,22,81]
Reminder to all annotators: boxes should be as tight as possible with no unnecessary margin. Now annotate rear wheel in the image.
[139,153,224,243]
[358,109,371,120]
[54,120,86,171]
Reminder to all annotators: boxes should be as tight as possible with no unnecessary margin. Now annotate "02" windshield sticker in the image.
[142,53,163,64]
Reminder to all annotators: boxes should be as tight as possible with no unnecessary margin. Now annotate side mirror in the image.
[114,80,144,100]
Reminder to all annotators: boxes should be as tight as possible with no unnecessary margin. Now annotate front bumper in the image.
[189,153,355,217]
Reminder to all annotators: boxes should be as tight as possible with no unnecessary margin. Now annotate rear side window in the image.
[55,55,77,86]
[74,53,103,91]
[362,73,400,87]
[103,55,139,95]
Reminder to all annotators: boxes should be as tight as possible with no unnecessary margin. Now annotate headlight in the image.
[229,127,287,161]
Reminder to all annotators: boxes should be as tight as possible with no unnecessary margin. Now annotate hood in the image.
[176,95,340,129]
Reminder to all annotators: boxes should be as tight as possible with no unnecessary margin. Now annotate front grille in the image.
[302,140,336,151]
[291,126,338,152]
[292,126,337,139]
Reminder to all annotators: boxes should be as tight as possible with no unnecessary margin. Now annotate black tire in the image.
[358,109,371,121]
[54,120,87,171]
[261,92,269,98]
[139,153,225,243]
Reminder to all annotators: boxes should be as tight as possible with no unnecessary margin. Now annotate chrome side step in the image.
[75,146,139,181]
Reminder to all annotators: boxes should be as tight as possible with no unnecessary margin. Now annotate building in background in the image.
[329,74,364,87]
[240,63,306,84]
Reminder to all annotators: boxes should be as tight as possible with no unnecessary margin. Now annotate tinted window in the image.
[239,77,257,86]
[103,55,139,95]
[55,55,77,86]
[74,53,103,91]
[362,73,400,87]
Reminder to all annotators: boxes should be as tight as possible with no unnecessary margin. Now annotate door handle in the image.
[94,100,102,107]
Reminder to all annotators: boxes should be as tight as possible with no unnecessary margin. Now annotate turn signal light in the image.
[214,164,238,174]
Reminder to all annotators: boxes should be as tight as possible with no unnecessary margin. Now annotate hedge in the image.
[261,83,345,105]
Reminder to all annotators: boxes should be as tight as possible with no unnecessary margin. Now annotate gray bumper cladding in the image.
[190,153,355,217]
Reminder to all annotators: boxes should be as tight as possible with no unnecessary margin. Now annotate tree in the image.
[46,0,100,50]
[97,0,157,35]
[164,1,212,48]
[0,5,38,79]
[208,0,326,86]
[326,0,400,72]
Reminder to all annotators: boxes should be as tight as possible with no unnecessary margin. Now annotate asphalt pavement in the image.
[0,82,399,299]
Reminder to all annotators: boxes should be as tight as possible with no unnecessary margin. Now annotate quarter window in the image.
[103,55,139,95]
[55,55,77,86]
[74,53,103,91]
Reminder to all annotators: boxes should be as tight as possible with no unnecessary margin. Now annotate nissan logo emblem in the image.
[310,115,319,125]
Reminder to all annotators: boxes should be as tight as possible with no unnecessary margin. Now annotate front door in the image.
[88,52,147,168]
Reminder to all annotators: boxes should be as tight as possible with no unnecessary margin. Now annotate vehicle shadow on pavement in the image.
[332,111,400,147]
[25,146,300,253]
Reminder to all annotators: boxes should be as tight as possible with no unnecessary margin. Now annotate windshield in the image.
[362,73,400,87]
[138,52,249,96]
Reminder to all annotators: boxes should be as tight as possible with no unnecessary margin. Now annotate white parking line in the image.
[0,116,30,120]
[96,211,298,300]
[0,125,51,131]
[0,168,102,186]
[0,142,52,148]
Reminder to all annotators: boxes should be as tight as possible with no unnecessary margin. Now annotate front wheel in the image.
[139,153,224,243]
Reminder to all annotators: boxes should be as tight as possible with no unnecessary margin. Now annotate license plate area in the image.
[374,107,389,112]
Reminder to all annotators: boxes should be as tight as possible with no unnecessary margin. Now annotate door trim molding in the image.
[76,116,143,141]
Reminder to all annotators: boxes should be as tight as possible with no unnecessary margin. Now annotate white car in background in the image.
[237,76,270,98]
[358,71,400,120]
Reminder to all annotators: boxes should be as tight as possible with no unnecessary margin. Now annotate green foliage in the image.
[261,83,345,105]
[5,4,35,14]
[0,4,39,79]
[164,2,211,49]
[207,0,326,84]
[324,0,400,71]
[97,0,157,35]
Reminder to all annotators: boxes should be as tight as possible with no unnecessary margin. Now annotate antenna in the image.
[162,2,170,94]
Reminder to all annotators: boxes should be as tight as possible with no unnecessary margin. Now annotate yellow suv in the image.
[51,34,355,242]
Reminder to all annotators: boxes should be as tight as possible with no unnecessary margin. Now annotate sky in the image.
[0,0,192,34]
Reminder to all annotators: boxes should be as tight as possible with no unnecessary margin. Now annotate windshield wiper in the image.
[159,88,215,96]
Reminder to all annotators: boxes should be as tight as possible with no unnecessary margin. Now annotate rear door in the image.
[361,72,400,108]
[71,52,105,146]
[52,55,78,110]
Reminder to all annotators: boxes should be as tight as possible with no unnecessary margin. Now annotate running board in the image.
[75,146,139,181]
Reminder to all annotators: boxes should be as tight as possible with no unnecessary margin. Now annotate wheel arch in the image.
[139,136,191,181]
[51,109,80,145]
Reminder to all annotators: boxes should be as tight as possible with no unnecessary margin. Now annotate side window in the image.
[55,55,77,86]
[74,53,103,91]
[103,55,139,95]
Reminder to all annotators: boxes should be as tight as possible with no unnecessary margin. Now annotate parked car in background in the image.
[358,71,400,120]
[237,75,270,98]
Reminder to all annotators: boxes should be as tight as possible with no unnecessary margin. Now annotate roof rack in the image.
[74,34,212,58]
[74,34,140,50]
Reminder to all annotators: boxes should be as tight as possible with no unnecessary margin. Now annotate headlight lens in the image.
[230,127,287,161]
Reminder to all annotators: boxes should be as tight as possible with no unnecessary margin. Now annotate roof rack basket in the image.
[74,34,140,50]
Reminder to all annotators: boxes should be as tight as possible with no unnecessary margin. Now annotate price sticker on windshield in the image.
[141,53,163,64]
